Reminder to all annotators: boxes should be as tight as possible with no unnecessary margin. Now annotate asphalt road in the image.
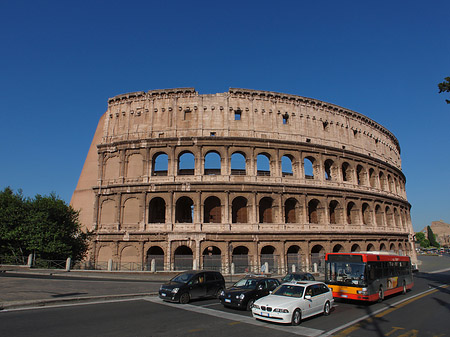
[1,255,449,337]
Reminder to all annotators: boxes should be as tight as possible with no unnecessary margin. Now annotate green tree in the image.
[438,77,450,104]
[415,232,426,243]
[420,238,430,248]
[0,188,90,262]
[427,226,440,248]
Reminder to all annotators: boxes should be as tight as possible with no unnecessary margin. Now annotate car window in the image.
[234,278,258,288]
[321,284,330,293]
[172,273,195,283]
[258,280,267,290]
[305,286,313,297]
[205,272,215,282]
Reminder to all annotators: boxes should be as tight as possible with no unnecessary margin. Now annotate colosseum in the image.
[71,87,417,273]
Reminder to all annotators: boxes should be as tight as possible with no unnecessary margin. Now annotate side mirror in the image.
[305,295,312,300]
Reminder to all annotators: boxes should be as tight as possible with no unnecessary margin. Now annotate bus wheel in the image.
[402,282,407,295]
[378,287,384,302]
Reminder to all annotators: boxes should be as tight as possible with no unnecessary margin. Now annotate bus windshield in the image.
[326,261,367,286]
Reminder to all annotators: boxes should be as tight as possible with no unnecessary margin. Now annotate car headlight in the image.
[273,308,289,313]
[252,304,260,309]
[220,290,225,297]
[171,288,179,294]
[238,293,245,300]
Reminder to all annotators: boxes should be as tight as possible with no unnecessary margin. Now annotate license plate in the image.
[161,293,166,297]
[263,312,270,317]
[341,294,347,298]
[225,299,231,303]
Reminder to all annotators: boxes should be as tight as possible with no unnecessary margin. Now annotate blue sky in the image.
[1,0,449,232]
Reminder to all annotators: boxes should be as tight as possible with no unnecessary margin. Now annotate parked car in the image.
[219,276,280,311]
[251,281,334,325]
[281,272,315,283]
[159,270,225,304]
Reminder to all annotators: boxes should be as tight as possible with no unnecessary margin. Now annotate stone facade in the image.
[70,88,417,273]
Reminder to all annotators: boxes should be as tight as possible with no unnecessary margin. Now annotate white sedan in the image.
[251,281,334,325]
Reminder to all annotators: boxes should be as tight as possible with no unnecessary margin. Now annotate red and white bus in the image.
[325,252,413,302]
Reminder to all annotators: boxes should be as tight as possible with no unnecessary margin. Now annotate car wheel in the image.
[378,287,384,302]
[323,301,331,316]
[246,298,254,311]
[402,282,407,295]
[215,287,223,299]
[179,292,190,304]
[291,309,301,326]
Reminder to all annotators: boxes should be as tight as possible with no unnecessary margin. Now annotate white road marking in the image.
[145,297,325,337]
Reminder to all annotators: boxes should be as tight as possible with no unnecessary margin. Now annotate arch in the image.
[342,162,352,183]
[389,243,396,253]
[284,198,297,223]
[204,151,221,175]
[398,243,404,256]
[385,206,394,227]
[152,152,168,176]
[281,155,293,177]
[380,243,387,251]
[375,205,383,226]
[333,244,344,252]
[304,157,314,179]
[388,174,394,193]
[286,245,302,272]
[379,171,387,191]
[351,244,361,252]
[394,208,400,227]
[261,245,277,273]
[356,165,366,186]
[257,153,271,176]
[202,246,222,271]
[178,151,195,175]
[204,196,221,223]
[369,168,376,187]
[329,200,341,224]
[362,203,372,225]
[175,197,194,223]
[120,246,140,267]
[308,199,321,224]
[346,202,358,225]
[122,197,140,224]
[324,159,334,181]
[232,246,250,273]
[174,245,193,271]
[104,156,120,180]
[232,197,248,223]
[311,245,325,271]
[97,246,113,264]
[100,199,116,225]
[146,246,164,271]
[231,152,246,175]
[149,197,166,223]
[259,197,273,223]
[366,243,375,251]
[126,153,144,178]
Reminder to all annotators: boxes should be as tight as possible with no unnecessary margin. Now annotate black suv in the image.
[218,276,280,311]
[281,272,315,283]
[159,270,225,304]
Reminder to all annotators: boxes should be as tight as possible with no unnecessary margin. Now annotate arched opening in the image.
[342,162,352,182]
[149,197,166,223]
[385,206,394,227]
[175,197,194,223]
[329,200,340,224]
[347,202,358,224]
[375,205,383,226]
[304,157,314,179]
[286,245,302,272]
[259,197,273,223]
[333,244,344,252]
[152,152,168,176]
[284,198,297,223]
[394,208,400,227]
[257,153,271,176]
[204,196,221,223]
[351,244,361,252]
[379,172,387,191]
[362,203,371,225]
[261,246,278,273]
[308,199,321,224]
[369,168,376,187]
[367,243,375,251]
[178,152,195,175]
[389,243,396,253]
[146,246,164,271]
[231,152,246,175]
[324,159,334,181]
[388,175,394,193]
[357,165,366,186]
[204,151,221,175]
[202,246,222,271]
[232,197,248,223]
[174,245,193,270]
[311,245,324,272]
[380,243,387,252]
[281,155,293,177]
[232,246,250,273]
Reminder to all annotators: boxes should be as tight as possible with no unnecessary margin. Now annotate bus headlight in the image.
[357,288,368,295]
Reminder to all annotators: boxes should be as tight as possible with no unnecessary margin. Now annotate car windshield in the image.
[282,274,305,282]
[326,262,367,286]
[233,278,258,289]
[272,284,304,298]
[171,273,195,283]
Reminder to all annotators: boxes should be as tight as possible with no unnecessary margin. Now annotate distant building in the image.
[421,220,450,247]
[71,88,417,272]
